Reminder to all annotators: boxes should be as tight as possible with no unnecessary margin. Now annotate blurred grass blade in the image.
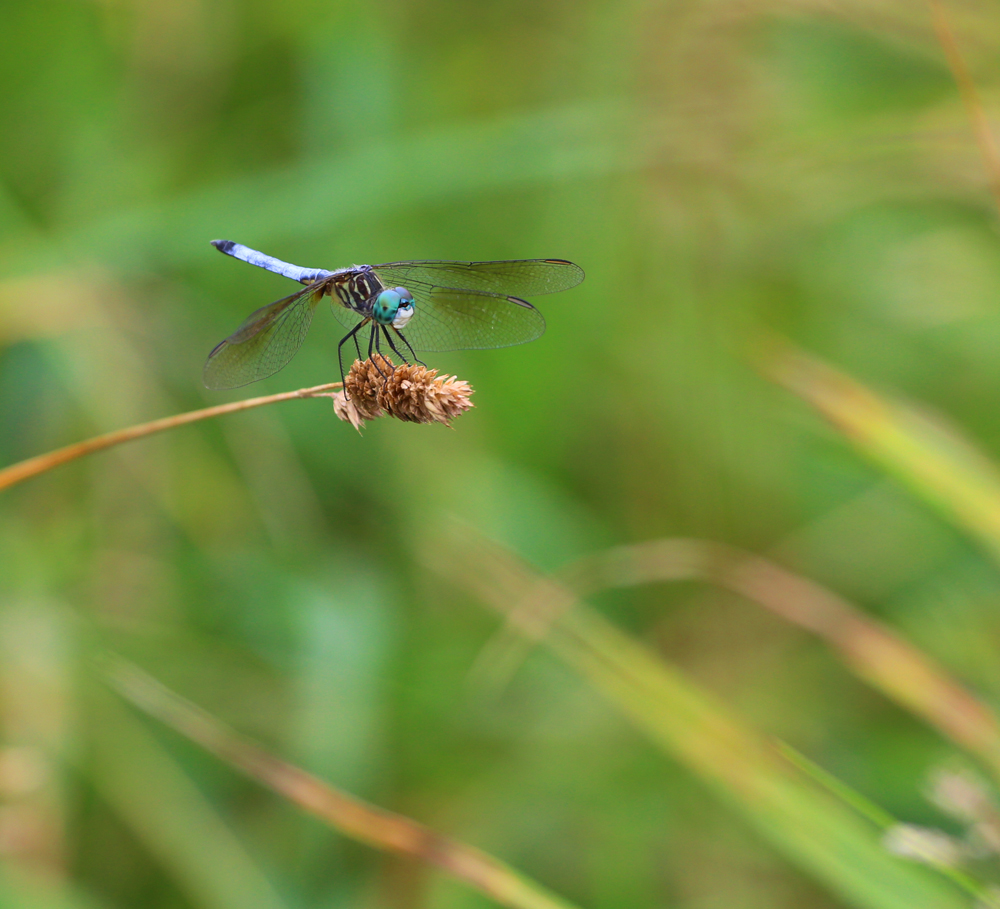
[0,102,650,278]
[439,536,972,909]
[87,685,291,909]
[928,0,1000,213]
[766,337,1000,562]
[0,602,72,882]
[105,658,581,909]
[556,538,1000,780]
[0,866,108,909]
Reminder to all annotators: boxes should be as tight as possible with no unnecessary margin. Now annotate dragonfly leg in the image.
[390,327,425,368]
[371,326,398,380]
[367,322,389,380]
[381,325,412,367]
[338,318,370,394]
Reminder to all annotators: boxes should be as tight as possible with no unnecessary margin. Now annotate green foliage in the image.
[4,1,1000,907]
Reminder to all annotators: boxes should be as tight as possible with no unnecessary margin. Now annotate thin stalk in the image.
[560,539,1000,781]
[928,0,1000,214]
[0,383,342,493]
[441,536,973,909]
[104,657,580,909]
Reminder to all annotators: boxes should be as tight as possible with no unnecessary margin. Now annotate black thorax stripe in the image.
[331,268,383,313]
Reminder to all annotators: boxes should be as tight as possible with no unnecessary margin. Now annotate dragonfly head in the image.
[373,287,415,327]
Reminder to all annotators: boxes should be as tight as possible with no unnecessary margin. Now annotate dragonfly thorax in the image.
[329,267,382,312]
[372,287,415,328]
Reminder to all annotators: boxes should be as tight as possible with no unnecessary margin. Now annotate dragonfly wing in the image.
[330,297,367,332]
[393,287,545,353]
[203,286,322,389]
[373,259,584,297]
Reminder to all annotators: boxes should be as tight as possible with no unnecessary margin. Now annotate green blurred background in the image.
[4,0,1000,906]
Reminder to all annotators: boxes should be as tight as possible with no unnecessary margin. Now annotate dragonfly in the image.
[203,240,585,390]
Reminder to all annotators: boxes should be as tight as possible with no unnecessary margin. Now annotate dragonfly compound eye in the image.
[392,287,415,328]
[373,289,403,324]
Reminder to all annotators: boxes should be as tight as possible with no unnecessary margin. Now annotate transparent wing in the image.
[391,287,545,353]
[372,259,584,297]
[203,286,323,389]
[330,298,367,332]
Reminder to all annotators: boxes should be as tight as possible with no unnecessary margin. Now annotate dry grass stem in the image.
[462,530,1000,781]
[433,533,977,908]
[565,539,1000,780]
[0,382,343,494]
[105,657,577,909]
[928,0,1000,215]
[333,354,474,431]
[762,336,1000,564]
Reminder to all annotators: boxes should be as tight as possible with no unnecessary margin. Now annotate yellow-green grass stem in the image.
[0,383,342,493]
[439,536,973,909]
[551,538,1000,782]
[105,657,581,909]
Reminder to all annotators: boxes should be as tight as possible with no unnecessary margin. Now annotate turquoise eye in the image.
[371,287,415,326]
[374,289,402,324]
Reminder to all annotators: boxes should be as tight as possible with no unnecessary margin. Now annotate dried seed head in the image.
[332,354,474,431]
[332,390,367,431]
[343,355,389,421]
[927,768,994,824]
[882,824,966,868]
[377,360,475,424]
[926,767,1000,857]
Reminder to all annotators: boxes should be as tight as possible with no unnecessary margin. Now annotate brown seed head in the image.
[332,354,474,431]
[344,355,389,421]
[332,389,367,431]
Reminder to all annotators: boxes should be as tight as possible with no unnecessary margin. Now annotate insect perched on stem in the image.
[203,240,585,390]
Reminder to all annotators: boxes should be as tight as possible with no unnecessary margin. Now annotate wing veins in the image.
[204,287,321,389]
